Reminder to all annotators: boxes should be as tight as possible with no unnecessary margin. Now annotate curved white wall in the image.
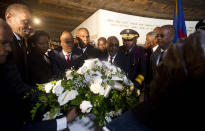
[72,9,197,46]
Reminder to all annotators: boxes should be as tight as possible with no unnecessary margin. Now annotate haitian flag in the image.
[173,0,187,43]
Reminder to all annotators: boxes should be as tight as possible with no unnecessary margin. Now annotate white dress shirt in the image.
[152,45,159,53]
[108,53,117,64]
[82,47,87,53]
[156,48,167,65]
[62,50,71,61]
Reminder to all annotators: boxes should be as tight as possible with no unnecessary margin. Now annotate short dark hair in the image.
[161,25,176,40]
[30,30,50,45]
[97,37,107,44]
[107,36,119,45]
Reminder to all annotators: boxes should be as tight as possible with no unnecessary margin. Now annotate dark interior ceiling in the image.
[0,0,205,40]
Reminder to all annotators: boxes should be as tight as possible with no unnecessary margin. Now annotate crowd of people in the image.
[0,3,205,131]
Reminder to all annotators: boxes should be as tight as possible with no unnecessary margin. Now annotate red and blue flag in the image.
[173,0,187,43]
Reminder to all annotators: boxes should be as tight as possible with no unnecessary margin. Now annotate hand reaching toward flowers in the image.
[66,108,78,123]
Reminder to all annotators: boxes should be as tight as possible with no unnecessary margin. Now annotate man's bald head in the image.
[5,4,32,17]
[5,3,32,38]
[60,31,73,41]
[60,31,74,53]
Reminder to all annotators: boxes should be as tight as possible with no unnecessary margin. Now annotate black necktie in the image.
[159,50,165,63]
[110,57,113,64]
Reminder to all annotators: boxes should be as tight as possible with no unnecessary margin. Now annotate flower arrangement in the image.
[31,59,139,125]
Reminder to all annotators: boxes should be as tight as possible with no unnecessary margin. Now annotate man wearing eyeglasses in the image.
[119,29,148,90]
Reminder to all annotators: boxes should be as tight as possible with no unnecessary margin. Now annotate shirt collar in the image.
[62,50,71,56]
[109,53,117,60]
[152,45,159,52]
[13,32,21,41]
[82,47,87,53]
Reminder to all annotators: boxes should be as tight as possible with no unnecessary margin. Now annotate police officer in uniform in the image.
[119,29,148,90]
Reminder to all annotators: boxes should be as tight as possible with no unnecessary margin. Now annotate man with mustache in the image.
[49,31,84,78]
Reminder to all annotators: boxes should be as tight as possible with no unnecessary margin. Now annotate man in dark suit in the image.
[105,28,205,131]
[100,36,124,69]
[76,27,100,59]
[0,19,78,131]
[5,3,33,83]
[149,25,176,83]
[97,37,108,59]
[49,31,84,78]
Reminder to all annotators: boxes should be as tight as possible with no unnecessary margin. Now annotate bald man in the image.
[5,3,33,82]
[76,28,100,59]
[49,31,84,78]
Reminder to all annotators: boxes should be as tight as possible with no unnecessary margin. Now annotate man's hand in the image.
[66,108,78,123]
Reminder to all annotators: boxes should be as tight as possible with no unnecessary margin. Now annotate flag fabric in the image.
[173,0,187,43]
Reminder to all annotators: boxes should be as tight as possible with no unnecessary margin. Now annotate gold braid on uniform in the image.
[121,34,138,39]
[135,74,144,85]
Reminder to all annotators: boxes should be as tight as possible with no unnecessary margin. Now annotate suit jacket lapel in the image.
[59,50,67,69]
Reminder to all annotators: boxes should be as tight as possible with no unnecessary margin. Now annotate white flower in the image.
[42,111,50,121]
[111,76,123,81]
[96,60,103,67]
[106,111,115,117]
[52,80,64,96]
[58,90,78,106]
[44,83,53,93]
[113,82,124,91]
[102,61,112,68]
[105,116,112,123]
[84,59,97,69]
[65,70,73,80]
[99,86,105,95]
[95,71,102,77]
[80,100,93,113]
[90,82,101,94]
[42,108,62,121]
[104,85,112,98]
[107,65,117,74]
[84,74,92,82]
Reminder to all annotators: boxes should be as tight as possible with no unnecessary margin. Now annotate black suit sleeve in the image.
[3,54,32,98]
[21,120,57,131]
[48,51,62,78]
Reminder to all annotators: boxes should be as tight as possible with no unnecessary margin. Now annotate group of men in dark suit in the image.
[0,4,78,131]
[3,2,203,131]
[105,19,205,131]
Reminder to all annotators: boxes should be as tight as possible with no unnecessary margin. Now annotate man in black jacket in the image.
[100,36,124,69]
[5,3,33,83]
[119,29,148,90]
[76,27,100,59]
[49,31,84,78]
